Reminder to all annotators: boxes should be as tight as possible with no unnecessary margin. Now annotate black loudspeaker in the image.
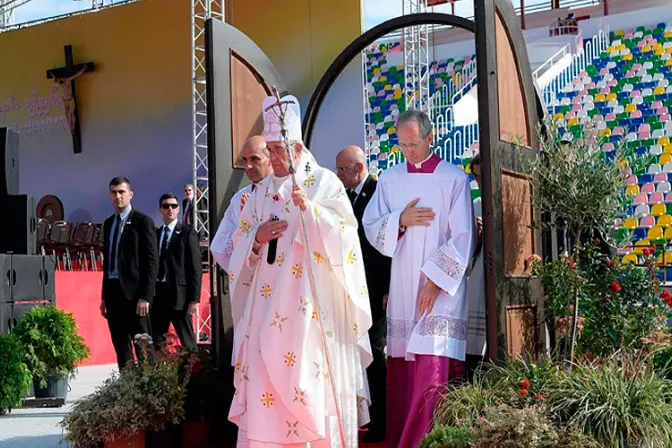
[0,128,19,196]
[0,194,36,255]
[0,254,54,302]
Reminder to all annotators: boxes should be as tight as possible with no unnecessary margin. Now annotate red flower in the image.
[566,259,576,270]
[535,394,544,401]
[606,260,615,268]
[609,281,622,293]
[521,379,531,389]
[520,389,529,396]
[660,290,671,301]
[642,247,652,257]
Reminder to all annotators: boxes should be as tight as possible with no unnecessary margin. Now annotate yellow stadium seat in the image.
[554,113,564,121]
[633,239,651,255]
[622,253,638,264]
[373,67,381,74]
[384,84,392,91]
[606,93,617,101]
[661,154,672,165]
[659,214,672,227]
[387,126,396,135]
[659,136,671,146]
[623,216,639,229]
[659,251,672,265]
[624,53,633,61]
[648,226,664,240]
[626,185,640,197]
[606,46,615,53]
[393,91,402,100]
[652,203,668,216]
[391,145,399,153]
[665,226,672,239]
[655,86,666,96]
[665,144,672,154]
[379,76,387,82]
[643,45,653,53]
[595,93,606,103]
[667,59,672,66]
[654,44,664,52]
[656,49,665,57]
[616,44,626,52]
[616,29,625,36]
[667,31,672,39]
[599,128,612,137]
[568,117,579,126]
[625,104,637,113]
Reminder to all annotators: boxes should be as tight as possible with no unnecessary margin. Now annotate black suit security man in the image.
[101,176,159,370]
[336,145,392,443]
[151,193,202,350]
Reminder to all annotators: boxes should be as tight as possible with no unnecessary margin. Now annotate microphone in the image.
[267,215,279,264]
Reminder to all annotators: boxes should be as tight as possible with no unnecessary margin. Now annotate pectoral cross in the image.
[46,45,95,154]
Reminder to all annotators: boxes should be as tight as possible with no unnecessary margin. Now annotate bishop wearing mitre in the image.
[226,93,373,447]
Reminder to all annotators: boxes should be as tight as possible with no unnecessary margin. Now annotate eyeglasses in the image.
[398,142,424,150]
[333,164,355,173]
[161,203,179,209]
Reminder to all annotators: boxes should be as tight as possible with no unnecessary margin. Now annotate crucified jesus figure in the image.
[49,66,87,133]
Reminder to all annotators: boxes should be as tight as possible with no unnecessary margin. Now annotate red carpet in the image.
[361,442,386,448]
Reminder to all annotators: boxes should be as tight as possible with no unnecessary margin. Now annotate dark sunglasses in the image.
[161,203,179,209]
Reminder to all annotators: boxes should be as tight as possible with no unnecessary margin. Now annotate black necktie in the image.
[158,227,169,281]
[347,189,357,205]
[109,214,121,273]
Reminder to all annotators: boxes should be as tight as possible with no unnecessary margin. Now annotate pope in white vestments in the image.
[363,109,477,448]
[227,95,373,447]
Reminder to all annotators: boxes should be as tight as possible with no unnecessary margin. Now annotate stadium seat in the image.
[648,226,665,240]
[652,203,668,216]
[659,214,672,227]
[635,204,651,216]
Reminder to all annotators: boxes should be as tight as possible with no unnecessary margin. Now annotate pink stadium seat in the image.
[650,192,665,204]
[572,96,582,104]
[606,113,616,121]
[565,111,576,119]
[631,110,643,119]
[634,193,647,205]
[608,79,618,87]
[599,68,609,76]
[657,107,669,115]
[587,82,596,89]
[655,173,668,183]
[640,123,651,133]
[665,192,672,204]
[613,126,624,136]
[653,100,664,109]
[600,86,611,94]
[630,90,641,98]
[626,71,635,79]
[572,104,582,112]
[642,183,656,194]
[604,142,615,151]
[640,131,651,140]
[640,215,656,227]
[661,113,671,122]
[627,175,638,185]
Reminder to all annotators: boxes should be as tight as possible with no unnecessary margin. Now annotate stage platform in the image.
[55,272,211,366]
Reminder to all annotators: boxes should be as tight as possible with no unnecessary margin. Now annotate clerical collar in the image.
[407,152,440,174]
[272,174,290,189]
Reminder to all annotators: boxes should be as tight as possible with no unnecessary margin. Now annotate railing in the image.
[533,43,571,79]
[542,25,611,109]
[430,57,478,113]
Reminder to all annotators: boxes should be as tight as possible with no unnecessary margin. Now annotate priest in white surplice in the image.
[363,109,477,448]
[227,94,373,447]
[211,135,273,273]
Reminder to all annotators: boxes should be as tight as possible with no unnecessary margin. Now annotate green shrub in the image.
[434,380,501,428]
[418,425,472,448]
[0,334,31,415]
[13,306,90,387]
[547,351,672,447]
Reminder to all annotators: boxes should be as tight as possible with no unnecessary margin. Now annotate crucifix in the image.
[46,45,95,154]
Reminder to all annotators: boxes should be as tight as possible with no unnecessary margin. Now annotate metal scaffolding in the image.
[402,0,431,116]
[0,0,33,28]
[191,0,223,339]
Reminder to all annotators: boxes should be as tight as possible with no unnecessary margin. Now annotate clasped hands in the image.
[254,186,308,244]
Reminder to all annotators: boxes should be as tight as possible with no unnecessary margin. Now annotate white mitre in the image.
[262,94,302,142]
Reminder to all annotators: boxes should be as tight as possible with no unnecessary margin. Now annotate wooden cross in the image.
[46,45,95,154]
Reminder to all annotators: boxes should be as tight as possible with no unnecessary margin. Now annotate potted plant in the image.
[0,333,32,415]
[12,305,90,399]
[181,347,217,448]
[62,334,190,448]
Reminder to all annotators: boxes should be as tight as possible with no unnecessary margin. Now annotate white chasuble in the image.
[362,160,476,361]
[227,150,373,447]
[211,184,254,273]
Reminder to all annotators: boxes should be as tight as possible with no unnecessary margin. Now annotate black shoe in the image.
[361,430,385,443]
